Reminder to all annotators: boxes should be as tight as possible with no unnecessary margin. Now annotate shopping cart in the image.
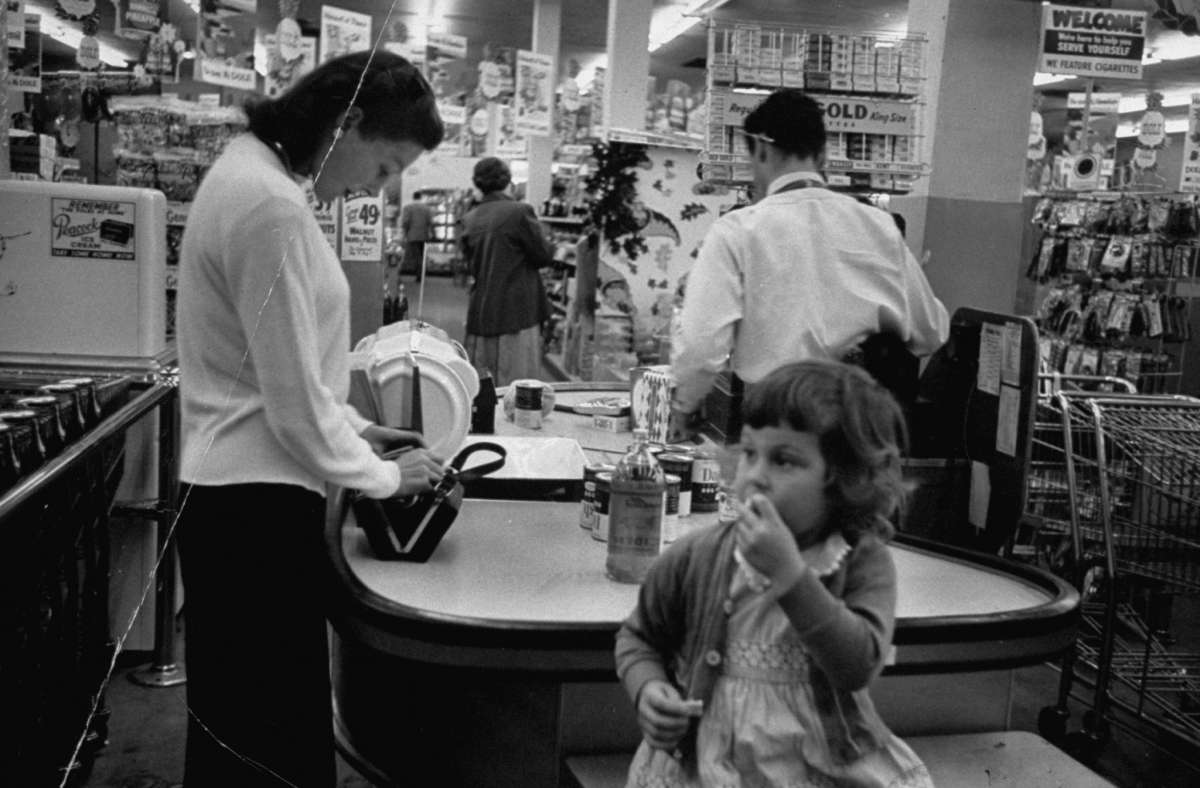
[1028,387,1200,763]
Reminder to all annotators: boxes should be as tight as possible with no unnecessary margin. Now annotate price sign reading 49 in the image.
[341,194,385,262]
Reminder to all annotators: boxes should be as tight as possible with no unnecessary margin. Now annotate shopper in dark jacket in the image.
[460,156,554,386]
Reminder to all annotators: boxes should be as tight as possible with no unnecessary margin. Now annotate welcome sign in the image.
[1040,4,1146,80]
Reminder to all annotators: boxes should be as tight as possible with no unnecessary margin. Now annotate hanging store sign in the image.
[6,1,23,49]
[1181,94,1200,194]
[320,5,371,64]
[1039,4,1146,80]
[515,49,554,136]
[719,90,916,135]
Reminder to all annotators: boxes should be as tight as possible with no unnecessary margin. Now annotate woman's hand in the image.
[635,680,702,751]
[734,494,807,592]
[390,448,445,497]
[361,424,426,455]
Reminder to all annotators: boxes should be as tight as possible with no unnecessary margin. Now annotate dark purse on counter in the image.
[352,441,507,562]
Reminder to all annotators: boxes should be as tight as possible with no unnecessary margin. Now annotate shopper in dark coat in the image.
[460,156,554,386]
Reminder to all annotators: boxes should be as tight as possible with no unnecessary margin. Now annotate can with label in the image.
[661,474,681,544]
[657,453,694,517]
[514,381,543,429]
[691,448,721,512]
[581,462,615,530]
[592,471,613,541]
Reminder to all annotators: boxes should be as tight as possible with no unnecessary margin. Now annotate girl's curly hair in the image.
[741,360,911,542]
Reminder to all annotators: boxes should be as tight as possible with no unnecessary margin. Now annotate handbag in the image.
[351,441,507,562]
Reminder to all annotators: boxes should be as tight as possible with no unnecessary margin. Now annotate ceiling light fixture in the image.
[649,0,733,54]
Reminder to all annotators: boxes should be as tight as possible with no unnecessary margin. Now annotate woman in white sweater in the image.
[175,51,444,787]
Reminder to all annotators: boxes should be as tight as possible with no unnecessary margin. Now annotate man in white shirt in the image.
[669,89,949,438]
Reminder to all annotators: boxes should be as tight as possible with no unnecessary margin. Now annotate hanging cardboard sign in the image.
[515,49,553,136]
[262,32,315,98]
[6,1,23,50]
[55,0,95,22]
[305,183,339,252]
[1181,94,1200,194]
[198,0,257,89]
[1039,4,1145,80]
[8,12,39,92]
[116,0,162,40]
[320,5,371,63]
[341,193,383,262]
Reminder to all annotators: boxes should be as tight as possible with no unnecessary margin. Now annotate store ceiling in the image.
[20,0,1200,124]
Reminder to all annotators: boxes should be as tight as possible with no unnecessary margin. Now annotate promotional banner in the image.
[115,0,162,40]
[515,49,553,136]
[319,5,371,64]
[1039,4,1146,80]
[1181,94,1200,194]
[341,193,384,262]
[198,0,257,90]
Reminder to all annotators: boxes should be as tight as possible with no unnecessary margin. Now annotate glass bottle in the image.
[471,370,497,434]
[606,428,666,583]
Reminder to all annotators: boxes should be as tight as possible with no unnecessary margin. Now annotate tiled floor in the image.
[77,275,1200,787]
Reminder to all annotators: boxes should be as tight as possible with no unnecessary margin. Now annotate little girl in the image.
[615,360,933,787]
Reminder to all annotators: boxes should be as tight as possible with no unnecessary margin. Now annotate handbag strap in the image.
[450,441,507,482]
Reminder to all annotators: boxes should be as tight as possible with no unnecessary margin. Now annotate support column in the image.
[527,0,562,212]
[894,0,1042,316]
[1,8,9,179]
[602,0,651,133]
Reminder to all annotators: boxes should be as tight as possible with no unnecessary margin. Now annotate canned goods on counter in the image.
[661,474,681,545]
[657,453,694,517]
[514,380,544,429]
[592,471,614,542]
[690,449,721,512]
[580,463,615,530]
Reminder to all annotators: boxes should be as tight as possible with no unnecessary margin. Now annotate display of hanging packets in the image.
[1100,236,1132,274]
[1128,239,1149,277]
[1066,238,1092,272]
[1145,294,1164,338]
[1057,200,1086,228]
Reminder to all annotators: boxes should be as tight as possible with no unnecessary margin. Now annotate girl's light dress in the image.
[625,536,934,788]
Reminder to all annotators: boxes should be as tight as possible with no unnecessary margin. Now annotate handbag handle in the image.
[450,441,507,482]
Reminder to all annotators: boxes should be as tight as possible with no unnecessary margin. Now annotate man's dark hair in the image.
[473,157,512,194]
[246,51,443,173]
[743,88,825,161]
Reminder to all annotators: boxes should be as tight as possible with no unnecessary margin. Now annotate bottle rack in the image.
[701,21,930,192]
[1028,192,1200,394]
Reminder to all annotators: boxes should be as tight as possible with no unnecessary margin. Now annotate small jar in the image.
[0,422,22,492]
[57,377,103,427]
[39,382,88,437]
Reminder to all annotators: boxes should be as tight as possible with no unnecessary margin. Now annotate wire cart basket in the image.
[1021,378,1200,763]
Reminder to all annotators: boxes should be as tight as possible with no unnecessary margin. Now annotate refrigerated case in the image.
[0,180,176,653]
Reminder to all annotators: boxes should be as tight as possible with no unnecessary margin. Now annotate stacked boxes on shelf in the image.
[701,20,928,193]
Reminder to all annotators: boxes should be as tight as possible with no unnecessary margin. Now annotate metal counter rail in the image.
[0,377,177,788]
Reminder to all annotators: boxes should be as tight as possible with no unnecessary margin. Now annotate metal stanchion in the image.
[128,389,185,688]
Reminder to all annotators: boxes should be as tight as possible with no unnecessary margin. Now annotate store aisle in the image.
[392,273,469,345]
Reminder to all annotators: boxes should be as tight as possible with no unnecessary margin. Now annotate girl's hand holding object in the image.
[637,679,701,751]
[733,494,808,593]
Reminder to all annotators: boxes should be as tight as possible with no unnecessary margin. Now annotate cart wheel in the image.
[1038,706,1069,742]
[1062,730,1104,764]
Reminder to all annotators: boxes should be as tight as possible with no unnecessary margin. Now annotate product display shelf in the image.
[1028,192,1199,395]
[701,19,930,192]
[541,217,587,358]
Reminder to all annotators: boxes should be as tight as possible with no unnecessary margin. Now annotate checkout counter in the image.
[322,384,1079,787]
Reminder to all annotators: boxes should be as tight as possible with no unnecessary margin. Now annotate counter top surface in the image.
[341,499,1051,628]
